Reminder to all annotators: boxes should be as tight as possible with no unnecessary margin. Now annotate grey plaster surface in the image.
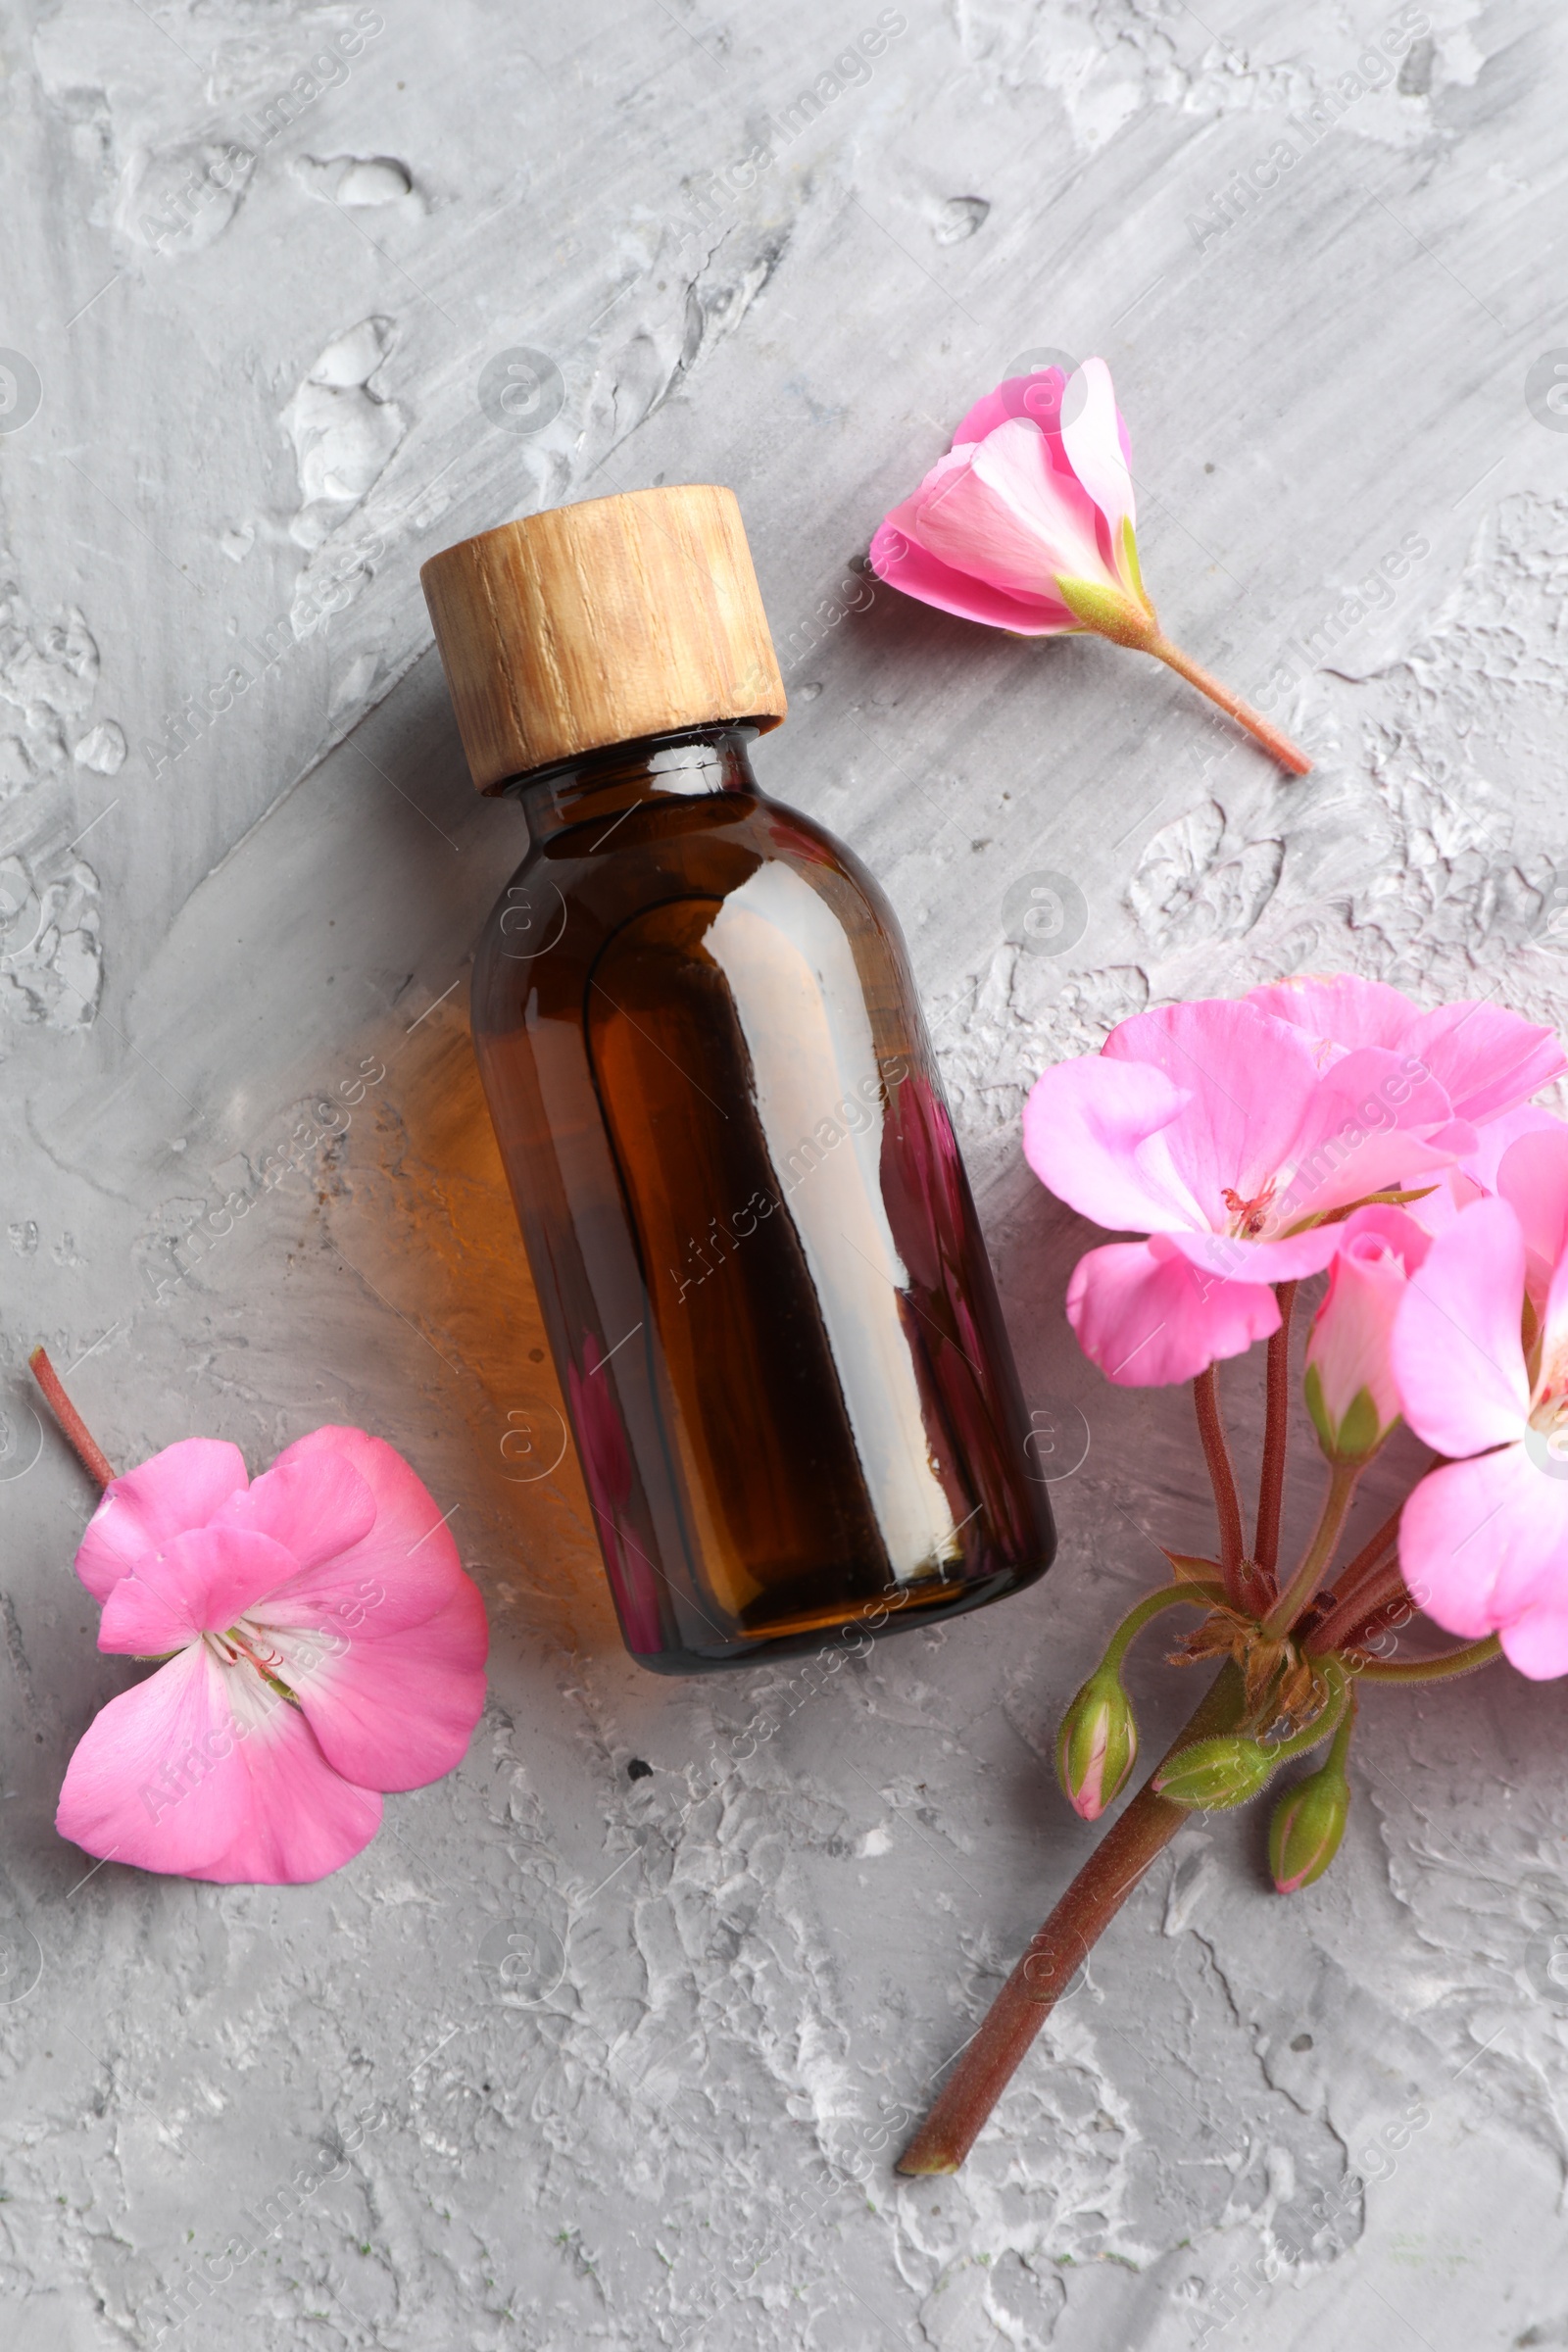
[3,0,1568,2344]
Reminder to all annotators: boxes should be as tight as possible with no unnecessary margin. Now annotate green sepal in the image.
[1304,1362,1388,1463]
[1118,514,1153,619]
[1163,1551,1225,1584]
[1054,573,1158,647]
[1303,1360,1334,1453]
[1335,1386,1385,1460]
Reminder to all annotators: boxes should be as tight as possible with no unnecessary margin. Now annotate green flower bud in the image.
[1152,1735,1276,1811]
[1055,1666,1138,1822]
[1267,1759,1351,1893]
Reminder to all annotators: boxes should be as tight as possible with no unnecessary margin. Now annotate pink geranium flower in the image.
[868,358,1311,772]
[1394,1135,1568,1677]
[870,362,1141,641]
[1022,991,1531,1388]
[57,1426,488,1884]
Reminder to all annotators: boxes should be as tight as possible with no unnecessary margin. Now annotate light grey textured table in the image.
[4,1,1567,2344]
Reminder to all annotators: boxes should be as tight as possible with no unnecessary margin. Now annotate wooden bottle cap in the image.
[419,485,788,791]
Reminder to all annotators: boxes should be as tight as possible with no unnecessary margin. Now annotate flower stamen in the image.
[1223,1182,1278,1240]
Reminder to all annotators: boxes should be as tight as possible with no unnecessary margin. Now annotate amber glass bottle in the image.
[422,488,1054,1671]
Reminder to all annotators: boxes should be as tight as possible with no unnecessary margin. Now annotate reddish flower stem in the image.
[1146,636,1312,775]
[1335,1500,1405,1593]
[1315,1562,1412,1657]
[27,1346,115,1491]
[896,1663,1245,2175]
[1253,1282,1297,1588]
[1193,1366,1246,1603]
[1304,1506,1406,1653]
[1261,1460,1361,1639]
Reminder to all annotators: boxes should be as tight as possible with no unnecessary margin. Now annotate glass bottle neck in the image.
[504,724,760,846]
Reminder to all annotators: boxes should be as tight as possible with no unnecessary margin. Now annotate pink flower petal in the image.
[1414,1108,1568,1238]
[57,1644,239,1873]
[1403,1001,1566,1129]
[1539,1244,1568,1397]
[1400,1448,1568,1669]
[186,1679,383,1885]
[214,1446,377,1571]
[1499,1608,1568,1680]
[251,1426,475,1636]
[1247,974,1418,1059]
[1276,1046,1471,1223]
[265,1579,489,1791]
[1162,1224,1346,1284]
[951,369,1071,450]
[961,418,1110,592]
[1392,1198,1531,1456]
[1021,1054,1198,1233]
[1402,1169,1472,1241]
[868,520,1076,635]
[1340,1201,1433,1267]
[1466,1105,1564,1196]
[1248,975,1565,1128]
[1102,1002,1320,1227]
[1496,1124,1568,1292]
[98,1527,301,1656]
[74,1438,250,1604]
[1059,358,1136,551]
[1065,1235,1284,1387]
[55,1642,382,1882]
[886,420,1104,609]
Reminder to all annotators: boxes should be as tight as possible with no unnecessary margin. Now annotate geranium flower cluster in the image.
[898,973,1568,2178]
[1022,974,1568,1673]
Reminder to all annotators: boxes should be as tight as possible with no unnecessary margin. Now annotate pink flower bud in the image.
[1055,1666,1138,1822]
[1304,1206,1431,1463]
[868,360,1147,641]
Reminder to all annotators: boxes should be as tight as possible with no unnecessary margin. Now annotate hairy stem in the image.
[1308,1548,1405,1655]
[896,1666,1245,2177]
[1193,1366,1246,1604]
[1253,1282,1297,1588]
[27,1346,115,1491]
[1323,1681,1358,1776]
[1101,1581,1229,1672]
[1306,1463,1446,1651]
[1326,1498,1404,1600]
[1262,1461,1361,1639]
[1145,635,1312,775]
[1353,1635,1502,1685]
